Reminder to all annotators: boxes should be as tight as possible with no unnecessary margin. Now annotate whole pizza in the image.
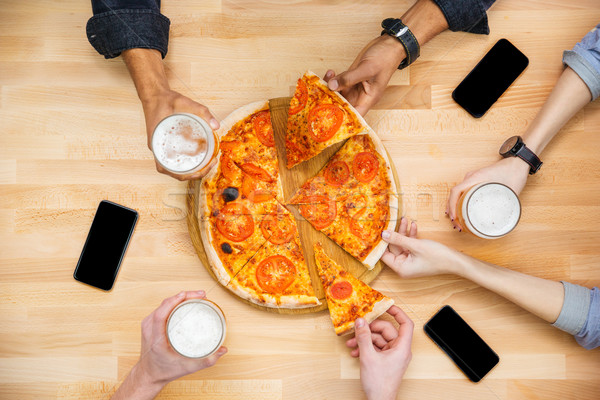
[199,72,398,322]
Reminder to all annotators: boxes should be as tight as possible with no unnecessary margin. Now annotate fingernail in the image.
[355,318,365,328]
[381,230,391,240]
[197,290,205,296]
[451,218,454,222]
[328,79,339,90]
[325,70,333,78]
[444,211,448,215]
[217,347,227,355]
[177,291,185,298]
[453,226,456,230]
[209,118,219,130]
[458,228,462,232]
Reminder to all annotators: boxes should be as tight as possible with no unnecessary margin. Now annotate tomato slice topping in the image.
[256,255,297,294]
[239,163,274,182]
[298,195,337,230]
[308,104,344,143]
[215,203,254,242]
[330,281,353,300]
[241,177,275,203]
[260,213,295,244]
[252,111,275,147]
[288,79,308,115]
[221,155,240,181]
[324,160,350,187]
[352,152,379,183]
[220,140,242,153]
[348,208,381,241]
[345,194,368,218]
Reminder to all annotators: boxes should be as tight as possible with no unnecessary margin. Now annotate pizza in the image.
[285,70,374,168]
[314,242,394,336]
[200,101,319,308]
[288,135,397,268]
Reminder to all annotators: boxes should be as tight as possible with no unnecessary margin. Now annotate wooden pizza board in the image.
[186,97,402,314]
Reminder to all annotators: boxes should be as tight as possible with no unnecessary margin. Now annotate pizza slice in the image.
[285,71,374,168]
[288,135,398,268]
[314,242,394,335]
[228,205,320,308]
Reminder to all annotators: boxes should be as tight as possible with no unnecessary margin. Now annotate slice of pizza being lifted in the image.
[314,242,394,336]
[285,71,374,168]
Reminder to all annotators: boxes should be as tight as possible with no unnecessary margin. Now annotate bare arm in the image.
[447,66,593,229]
[122,48,220,181]
[381,218,565,323]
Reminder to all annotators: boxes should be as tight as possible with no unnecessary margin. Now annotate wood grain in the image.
[1,1,600,399]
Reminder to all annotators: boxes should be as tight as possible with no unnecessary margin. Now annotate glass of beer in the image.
[151,113,219,176]
[456,182,521,239]
[167,299,227,358]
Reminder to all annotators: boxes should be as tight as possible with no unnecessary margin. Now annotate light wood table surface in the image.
[1,1,599,399]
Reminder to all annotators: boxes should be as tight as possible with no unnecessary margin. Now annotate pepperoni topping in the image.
[260,213,295,244]
[308,104,344,142]
[352,152,379,183]
[289,79,308,115]
[330,281,353,300]
[256,255,297,294]
[252,110,275,147]
[324,160,350,187]
[298,195,337,230]
[215,203,254,242]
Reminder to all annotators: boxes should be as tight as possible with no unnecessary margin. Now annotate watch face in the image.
[500,136,519,155]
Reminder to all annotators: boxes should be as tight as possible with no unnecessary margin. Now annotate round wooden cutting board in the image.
[186,97,402,314]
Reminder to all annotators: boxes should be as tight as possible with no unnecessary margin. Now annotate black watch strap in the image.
[381,18,420,69]
[515,145,543,175]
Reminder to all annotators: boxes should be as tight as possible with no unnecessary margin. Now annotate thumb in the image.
[328,63,374,91]
[382,230,420,253]
[354,318,375,357]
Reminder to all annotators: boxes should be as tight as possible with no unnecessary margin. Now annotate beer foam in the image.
[167,301,225,358]
[152,114,211,173]
[466,183,520,237]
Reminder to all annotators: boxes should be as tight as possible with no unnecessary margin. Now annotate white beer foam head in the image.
[466,183,520,237]
[167,301,225,358]
[152,114,213,173]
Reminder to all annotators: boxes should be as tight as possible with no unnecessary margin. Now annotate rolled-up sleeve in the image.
[86,0,170,59]
[553,282,600,350]
[563,24,600,101]
[432,0,496,35]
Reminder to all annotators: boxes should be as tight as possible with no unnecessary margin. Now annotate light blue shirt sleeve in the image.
[563,23,600,101]
[552,282,599,350]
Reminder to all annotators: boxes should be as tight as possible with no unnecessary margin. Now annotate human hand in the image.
[346,306,414,400]
[381,217,464,278]
[135,290,227,387]
[446,157,530,230]
[142,90,220,181]
[324,34,406,116]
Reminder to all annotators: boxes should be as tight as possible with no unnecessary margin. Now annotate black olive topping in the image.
[221,242,233,254]
[222,187,239,202]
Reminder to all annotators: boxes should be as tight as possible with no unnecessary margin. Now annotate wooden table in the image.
[1,1,599,399]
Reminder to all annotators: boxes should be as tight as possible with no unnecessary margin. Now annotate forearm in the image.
[122,48,170,104]
[112,362,165,400]
[452,254,564,323]
[523,67,592,154]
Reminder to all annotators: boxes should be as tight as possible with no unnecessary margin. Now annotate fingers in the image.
[447,178,475,231]
[328,63,374,92]
[369,319,399,342]
[190,103,220,131]
[386,306,415,352]
[324,70,336,83]
[353,318,375,358]
[152,290,207,326]
[382,230,420,253]
[409,220,417,238]
[198,346,228,369]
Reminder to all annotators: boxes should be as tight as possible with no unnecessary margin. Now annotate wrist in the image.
[133,361,168,392]
[378,34,408,69]
[122,48,170,104]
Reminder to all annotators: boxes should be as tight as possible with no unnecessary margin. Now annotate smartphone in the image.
[73,200,138,291]
[452,38,528,118]
[424,305,499,382]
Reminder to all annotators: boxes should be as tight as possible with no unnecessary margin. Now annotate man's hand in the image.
[446,157,530,230]
[345,306,414,400]
[141,90,220,181]
[381,217,463,278]
[324,34,406,116]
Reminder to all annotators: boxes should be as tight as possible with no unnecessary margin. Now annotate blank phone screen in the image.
[424,305,499,382]
[73,200,138,291]
[452,38,528,118]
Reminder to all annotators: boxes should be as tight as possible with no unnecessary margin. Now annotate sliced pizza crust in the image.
[314,242,394,335]
[285,71,375,168]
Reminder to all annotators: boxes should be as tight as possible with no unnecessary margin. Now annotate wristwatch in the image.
[499,136,543,175]
[381,18,420,69]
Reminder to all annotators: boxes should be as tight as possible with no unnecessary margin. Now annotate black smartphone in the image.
[452,38,528,118]
[424,305,499,382]
[73,200,138,291]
